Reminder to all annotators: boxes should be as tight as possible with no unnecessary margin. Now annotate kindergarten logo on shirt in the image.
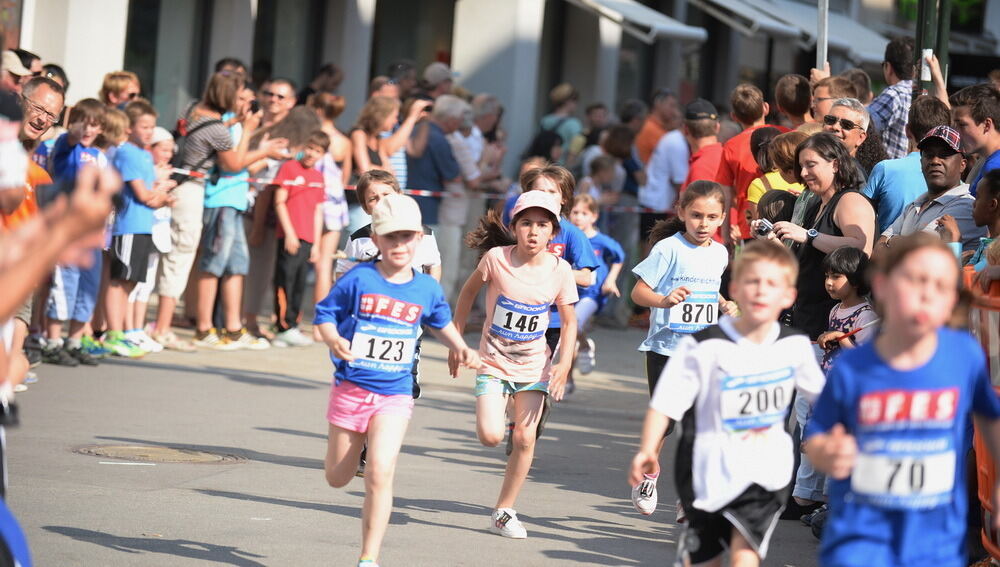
[359,294,423,325]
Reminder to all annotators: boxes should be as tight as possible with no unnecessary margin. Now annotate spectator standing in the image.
[681,99,723,191]
[420,62,456,100]
[12,49,41,77]
[868,37,916,159]
[379,97,433,192]
[619,99,649,133]
[635,88,680,165]
[98,71,140,108]
[811,76,858,121]
[874,125,984,255]
[951,83,1000,196]
[259,78,296,129]
[406,95,462,228]
[640,114,688,235]
[309,93,352,185]
[746,130,808,219]
[387,60,418,99]
[717,84,772,240]
[0,52,29,94]
[822,98,869,159]
[841,68,874,105]
[442,100,482,301]
[296,63,343,106]
[774,74,814,129]
[539,83,582,164]
[863,95,951,233]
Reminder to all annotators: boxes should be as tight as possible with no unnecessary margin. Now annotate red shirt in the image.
[274,159,324,243]
[682,142,724,192]
[716,125,771,238]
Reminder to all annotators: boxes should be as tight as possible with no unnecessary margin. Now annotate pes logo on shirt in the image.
[858,387,959,427]
[548,243,566,257]
[358,294,423,324]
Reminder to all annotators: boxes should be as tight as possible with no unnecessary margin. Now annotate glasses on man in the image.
[261,90,288,100]
[823,114,863,131]
[21,94,58,124]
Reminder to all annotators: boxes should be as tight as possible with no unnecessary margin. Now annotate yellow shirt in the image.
[747,170,804,204]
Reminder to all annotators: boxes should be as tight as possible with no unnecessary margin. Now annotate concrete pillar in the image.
[595,16,622,112]
[562,4,621,112]
[653,0,686,94]
[208,0,256,73]
[322,0,376,131]
[272,0,311,87]
[152,0,200,126]
[21,0,129,102]
[452,0,546,176]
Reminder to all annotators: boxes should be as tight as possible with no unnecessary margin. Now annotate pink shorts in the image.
[327,380,414,433]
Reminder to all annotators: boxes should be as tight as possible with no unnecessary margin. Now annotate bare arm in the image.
[128,179,171,208]
[549,302,577,401]
[631,278,689,309]
[628,408,671,486]
[428,323,481,377]
[451,269,486,334]
[273,187,299,253]
[407,122,431,159]
[572,268,595,287]
[383,100,432,155]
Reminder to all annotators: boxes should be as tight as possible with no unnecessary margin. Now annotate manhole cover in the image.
[73,444,245,464]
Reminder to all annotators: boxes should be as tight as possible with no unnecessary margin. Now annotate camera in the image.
[249,99,260,114]
[753,218,774,239]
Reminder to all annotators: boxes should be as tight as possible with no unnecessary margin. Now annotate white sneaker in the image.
[576,338,597,374]
[274,328,313,347]
[226,329,270,350]
[490,508,527,539]
[137,331,164,353]
[631,476,658,515]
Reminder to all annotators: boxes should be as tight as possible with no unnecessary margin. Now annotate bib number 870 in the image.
[364,337,406,362]
[680,303,715,324]
[502,311,539,333]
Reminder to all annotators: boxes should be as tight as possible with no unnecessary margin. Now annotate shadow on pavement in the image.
[102,359,325,390]
[42,526,268,566]
[254,426,326,440]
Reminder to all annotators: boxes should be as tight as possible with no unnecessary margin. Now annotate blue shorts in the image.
[47,250,102,322]
[474,374,549,397]
[199,206,249,277]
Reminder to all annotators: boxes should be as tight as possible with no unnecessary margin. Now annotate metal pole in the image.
[936,0,951,92]
[817,0,829,71]
[915,0,939,95]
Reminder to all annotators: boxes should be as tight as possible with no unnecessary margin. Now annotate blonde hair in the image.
[986,239,1000,266]
[355,96,399,135]
[101,109,129,146]
[731,240,799,286]
[99,71,139,105]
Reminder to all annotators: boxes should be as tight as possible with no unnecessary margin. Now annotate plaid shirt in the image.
[868,80,913,160]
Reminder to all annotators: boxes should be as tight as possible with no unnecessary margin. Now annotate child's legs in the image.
[314,229,339,304]
[289,241,312,329]
[644,351,672,476]
[574,297,600,341]
[127,254,158,333]
[361,413,410,561]
[273,240,301,332]
[496,390,545,510]
[46,265,80,341]
[105,280,136,331]
[91,251,110,332]
[325,423,366,488]
[474,378,508,446]
[72,253,102,336]
[242,222,276,326]
[728,529,761,567]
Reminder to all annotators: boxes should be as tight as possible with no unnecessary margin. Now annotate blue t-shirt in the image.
[580,231,625,305]
[32,137,56,170]
[501,199,598,327]
[313,262,451,395]
[406,122,460,225]
[112,141,157,236]
[632,232,729,356]
[862,152,926,234]
[48,133,107,183]
[204,113,249,211]
[806,328,1000,567]
[971,149,1000,197]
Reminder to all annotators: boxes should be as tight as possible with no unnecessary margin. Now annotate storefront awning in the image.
[687,0,800,39]
[742,0,889,65]
[565,0,708,44]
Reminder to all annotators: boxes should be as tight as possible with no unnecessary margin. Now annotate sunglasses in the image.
[261,90,288,100]
[823,114,863,131]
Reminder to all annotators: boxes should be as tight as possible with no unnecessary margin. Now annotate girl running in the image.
[316,193,479,567]
[629,180,735,515]
[568,193,625,374]
[806,233,1000,567]
[450,191,578,539]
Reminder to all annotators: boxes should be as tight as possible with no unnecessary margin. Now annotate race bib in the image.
[851,445,955,509]
[720,367,794,431]
[490,295,549,341]
[668,291,717,333]
[349,323,418,372]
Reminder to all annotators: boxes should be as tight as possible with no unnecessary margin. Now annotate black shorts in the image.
[640,212,668,244]
[544,327,560,355]
[109,234,155,283]
[645,351,675,436]
[679,483,787,564]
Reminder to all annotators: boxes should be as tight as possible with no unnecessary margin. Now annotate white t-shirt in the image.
[334,224,442,277]
[640,129,689,212]
[651,316,825,512]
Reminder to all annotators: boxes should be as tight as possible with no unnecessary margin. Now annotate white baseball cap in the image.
[371,193,423,235]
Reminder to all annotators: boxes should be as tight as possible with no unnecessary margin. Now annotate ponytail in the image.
[465,208,516,258]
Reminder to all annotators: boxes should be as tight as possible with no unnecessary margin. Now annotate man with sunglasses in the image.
[874,125,984,256]
[822,99,869,158]
[258,79,296,129]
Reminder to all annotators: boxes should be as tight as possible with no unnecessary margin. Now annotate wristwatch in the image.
[806,229,819,246]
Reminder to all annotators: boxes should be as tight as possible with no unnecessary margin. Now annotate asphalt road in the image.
[8,325,820,566]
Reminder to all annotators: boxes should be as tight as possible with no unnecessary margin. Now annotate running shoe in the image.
[225,329,270,350]
[576,337,597,374]
[272,327,314,347]
[23,371,37,384]
[675,499,687,524]
[631,475,658,515]
[193,328,224,349]
[356,446,367,478]
[103,331,146,358]
[13,384,26,393]
[42,344,79,367]
[357,559,379,567]
[809,505,828,540]
[490,508,527,539]
[81,335,113,358]
[24,334,43,368]
[504,421,515,456]
[67,346,100,366]
[126,331,163,354]
[151,331,196,352]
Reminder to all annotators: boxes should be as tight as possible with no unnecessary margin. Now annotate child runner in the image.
[628,180,735,515]
[629,240,826,567]
[451,191,578,539]
[316,193,479,567]
[568,193,624,374]
[793,246,877,523]
[805,232,1000,567]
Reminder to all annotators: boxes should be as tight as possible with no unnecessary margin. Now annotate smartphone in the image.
[250,99,260,114]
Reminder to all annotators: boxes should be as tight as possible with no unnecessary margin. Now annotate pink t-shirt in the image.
[477,246,578,383]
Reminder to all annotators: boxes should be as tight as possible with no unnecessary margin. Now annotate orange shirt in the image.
[635,116,668,165]
[1,162,50,231]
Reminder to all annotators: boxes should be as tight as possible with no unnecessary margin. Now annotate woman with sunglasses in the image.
[751,132,875,340]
